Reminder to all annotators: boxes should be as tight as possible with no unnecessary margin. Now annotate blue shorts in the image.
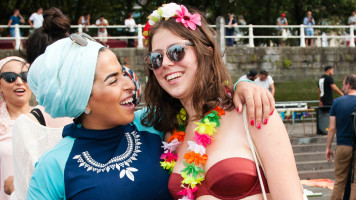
[305,29,314,36]
[10,28,22,37]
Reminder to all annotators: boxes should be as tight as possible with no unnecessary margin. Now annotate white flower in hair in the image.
[148,10,160,25]
[161,3,180,19]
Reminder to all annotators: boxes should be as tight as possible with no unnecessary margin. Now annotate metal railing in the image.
[1,23,356,49]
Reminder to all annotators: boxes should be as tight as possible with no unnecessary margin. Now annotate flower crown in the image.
[143,3,202,44]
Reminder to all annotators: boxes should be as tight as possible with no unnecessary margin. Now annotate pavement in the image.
[303,185,332,200]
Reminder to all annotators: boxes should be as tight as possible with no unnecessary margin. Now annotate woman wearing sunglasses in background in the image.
[142,3,303,199]
[0,56,32,200]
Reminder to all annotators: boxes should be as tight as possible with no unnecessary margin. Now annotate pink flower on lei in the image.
[160,150,178,162]
[175,5,201,30]
[192,131,212,148]
[177,186,198,200]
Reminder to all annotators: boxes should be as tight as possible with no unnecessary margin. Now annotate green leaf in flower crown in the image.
[157,7,163,16]
[150,16,160,23]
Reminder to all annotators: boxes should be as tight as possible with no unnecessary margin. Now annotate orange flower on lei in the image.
[184,151,208,165]
[168,129,185,143]
[208,106,225,117]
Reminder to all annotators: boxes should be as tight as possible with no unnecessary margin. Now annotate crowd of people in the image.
[6,8,134,48]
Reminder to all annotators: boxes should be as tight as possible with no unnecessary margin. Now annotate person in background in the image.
[348,10,356,36]
[124,12,136,47]
[326,74,356,199]
[7,9,25,49]
[78,13,91,33]
[238,69,258,81]
[28,8,44,30]
[276,13,288,46]
[254,70,275,96]
[303,11,315,47]
[318,66,344,107]
[95,15,109,47]
[0,56,32,200]
[225,13,237,46]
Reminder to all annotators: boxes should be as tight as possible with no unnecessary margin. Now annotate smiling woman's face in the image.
[85,49,136,129]
[0,60,31,108]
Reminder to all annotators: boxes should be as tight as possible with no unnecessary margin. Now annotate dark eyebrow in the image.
[104,72,118,82]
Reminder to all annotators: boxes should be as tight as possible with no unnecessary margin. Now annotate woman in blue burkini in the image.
[25,36,274,199]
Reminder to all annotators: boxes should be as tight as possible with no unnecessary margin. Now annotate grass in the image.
[274,79,344,103]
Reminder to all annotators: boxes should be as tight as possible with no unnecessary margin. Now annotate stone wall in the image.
[2,47,356,86]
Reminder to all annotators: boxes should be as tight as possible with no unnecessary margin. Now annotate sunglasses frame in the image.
[70,32,96,47]
[144,42,194,70]
[0,71,28,83]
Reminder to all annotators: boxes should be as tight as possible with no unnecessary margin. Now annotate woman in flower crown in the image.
[142,3,303,200]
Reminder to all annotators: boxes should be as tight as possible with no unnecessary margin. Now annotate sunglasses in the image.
[70,32,96,46]
[144,42,193,70]
[0,71,28,83]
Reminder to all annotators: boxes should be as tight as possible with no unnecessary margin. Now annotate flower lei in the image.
[160,106,225,200]
[143,3,201,44]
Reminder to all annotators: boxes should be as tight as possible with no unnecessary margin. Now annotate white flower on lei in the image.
[187,141,206,155]
[161,3,180,19]
[162,139,180,152]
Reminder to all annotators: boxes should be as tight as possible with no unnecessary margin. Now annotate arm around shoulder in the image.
[250,111,303,199]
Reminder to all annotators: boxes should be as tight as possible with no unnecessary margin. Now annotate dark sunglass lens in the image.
[20,71,28,82]
[70,34,88,46]
[167,44,185,62]
[149,52,163,70]
[2,72,18,83]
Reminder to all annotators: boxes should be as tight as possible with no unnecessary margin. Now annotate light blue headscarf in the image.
[28,37,104,118]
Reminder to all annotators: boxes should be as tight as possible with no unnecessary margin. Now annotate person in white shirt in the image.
[95,16,109,46]
[238,70,258,81]
[28,8,43,29]
[348,11,356,34]
[124,13,136,47]
[254,70,275,96]
[77,13,90,33]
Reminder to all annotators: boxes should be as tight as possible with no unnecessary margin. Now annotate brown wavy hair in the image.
[141,8,234,133]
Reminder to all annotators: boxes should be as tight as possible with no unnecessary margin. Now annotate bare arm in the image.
[269,83,275,96]
[330,84,344,96]
[318,88,323,107]
[8,19,12,27]
[250,111,303,199]
[19,15,25,24]
[28,19,33,27]
[234,81,275,129]
[326,116,336,162]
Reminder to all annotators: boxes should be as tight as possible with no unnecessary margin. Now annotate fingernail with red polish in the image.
[257,122,261,129]
[263,118,268,124]
[237,107,239,112]
[250,120,254,126]
[270,110,274,115]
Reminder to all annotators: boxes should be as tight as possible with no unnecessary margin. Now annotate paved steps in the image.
[290,135,336,180]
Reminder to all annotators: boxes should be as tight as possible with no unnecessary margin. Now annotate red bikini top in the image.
[168,157,269,199]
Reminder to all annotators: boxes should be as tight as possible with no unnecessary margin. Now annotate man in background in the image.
[96,15,109,47]
[326,74,356,199]
[238,70,258,81]
[225,13,237,46]
[303,11,315,46]
[28,8,44,30]
[318,66,344,107]
[254,70,275,96]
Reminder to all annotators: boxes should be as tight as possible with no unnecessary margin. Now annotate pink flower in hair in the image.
[175,5,201,30]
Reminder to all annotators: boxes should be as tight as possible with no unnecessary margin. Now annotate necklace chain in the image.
[160,106,225,199]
